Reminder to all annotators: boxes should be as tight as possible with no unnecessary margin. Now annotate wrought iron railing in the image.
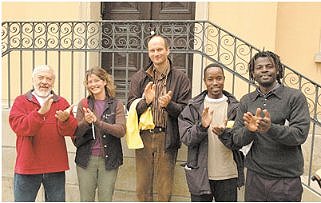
[2,20,321,196]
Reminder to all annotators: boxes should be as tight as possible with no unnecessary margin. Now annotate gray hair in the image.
[32,65,55,79]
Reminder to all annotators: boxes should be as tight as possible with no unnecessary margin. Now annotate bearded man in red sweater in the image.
[9,65,77,201]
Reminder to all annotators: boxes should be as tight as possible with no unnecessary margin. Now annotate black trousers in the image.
[191,178,237,202]
[245,170,303,202]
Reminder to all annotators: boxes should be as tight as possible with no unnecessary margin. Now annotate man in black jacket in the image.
[232,51,310,201]
[127,35,191,201]
[178,63,244,202]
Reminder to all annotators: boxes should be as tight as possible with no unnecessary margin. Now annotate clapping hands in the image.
[38,94,54,115]
[83,108,97,124]
[55,104,75,122]
[144,81,173,108]
[201,107,213,128]
[144,82,156,105]
[212,120,227,136]
[201,107,227,135]
[159,90,172,108]
[243,108,271,133]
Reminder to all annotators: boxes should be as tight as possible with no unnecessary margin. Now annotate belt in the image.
[140,127,166,134]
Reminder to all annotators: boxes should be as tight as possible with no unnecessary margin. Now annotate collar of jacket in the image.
[188,90,239,119]
[250,83,284,101]
[190,90,238,106]
[145,58,173,76]
[25,90,59,103]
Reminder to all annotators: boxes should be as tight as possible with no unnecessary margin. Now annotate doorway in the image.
[101,2,195,100]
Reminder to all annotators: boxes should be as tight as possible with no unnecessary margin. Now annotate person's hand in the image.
[158,90,172,108]
[212,119,227,135]
[83,107,97,124]
[144,82,156,105]
[201,107,213,128]
[38,94,54,115]
[243,108,261,132]
[257,109,271,133]
[55,104,74,122]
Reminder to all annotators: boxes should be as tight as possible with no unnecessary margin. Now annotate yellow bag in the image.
[126,99,154,149]
[139,106,155,130]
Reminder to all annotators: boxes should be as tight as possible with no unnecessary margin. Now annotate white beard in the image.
[34,88,51,98]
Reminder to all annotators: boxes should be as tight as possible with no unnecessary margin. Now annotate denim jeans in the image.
[76,155,119,201]
[135,132,178,201]
[14,172,65,202]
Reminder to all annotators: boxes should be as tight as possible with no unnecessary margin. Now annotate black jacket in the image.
[127,59,191,150]
[178,90,244,195]
[74,96,123,170]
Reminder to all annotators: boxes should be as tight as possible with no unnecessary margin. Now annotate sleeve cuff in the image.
[198,121,209,132]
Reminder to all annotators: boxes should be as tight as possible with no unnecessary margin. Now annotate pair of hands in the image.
[243,108,271,133]
[144,81,172,108]
[37,94,74,122]
[201,107,226,135]
[201,106,272,135]
[82,107,97,124]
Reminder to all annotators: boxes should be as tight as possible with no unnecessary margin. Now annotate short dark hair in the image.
[203,63,225,79]
[147,34,169,49]
[248,51,284,84]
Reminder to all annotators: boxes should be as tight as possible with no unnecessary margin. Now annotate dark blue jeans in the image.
[14,172,65,202]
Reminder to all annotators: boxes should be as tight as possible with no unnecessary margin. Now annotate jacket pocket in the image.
[186,145,199,168]
[184,167,211,195]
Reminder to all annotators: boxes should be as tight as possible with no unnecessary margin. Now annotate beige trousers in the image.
[135,132,178,201]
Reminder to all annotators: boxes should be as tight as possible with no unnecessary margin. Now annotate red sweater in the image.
[9,91,78,174]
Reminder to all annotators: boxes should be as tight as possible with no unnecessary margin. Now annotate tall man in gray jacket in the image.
[127,35,191,201]
[232,51,310,201]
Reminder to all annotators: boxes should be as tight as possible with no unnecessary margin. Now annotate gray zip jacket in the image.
[178,90,244,196]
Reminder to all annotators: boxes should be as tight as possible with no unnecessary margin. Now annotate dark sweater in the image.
[232,84,310,178]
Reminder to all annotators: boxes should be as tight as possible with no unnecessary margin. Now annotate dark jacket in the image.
[127,59,191,150]
[74,96,124,170]
[178,90,244,196]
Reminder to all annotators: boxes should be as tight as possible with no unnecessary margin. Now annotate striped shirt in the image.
[146,63,170,128]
